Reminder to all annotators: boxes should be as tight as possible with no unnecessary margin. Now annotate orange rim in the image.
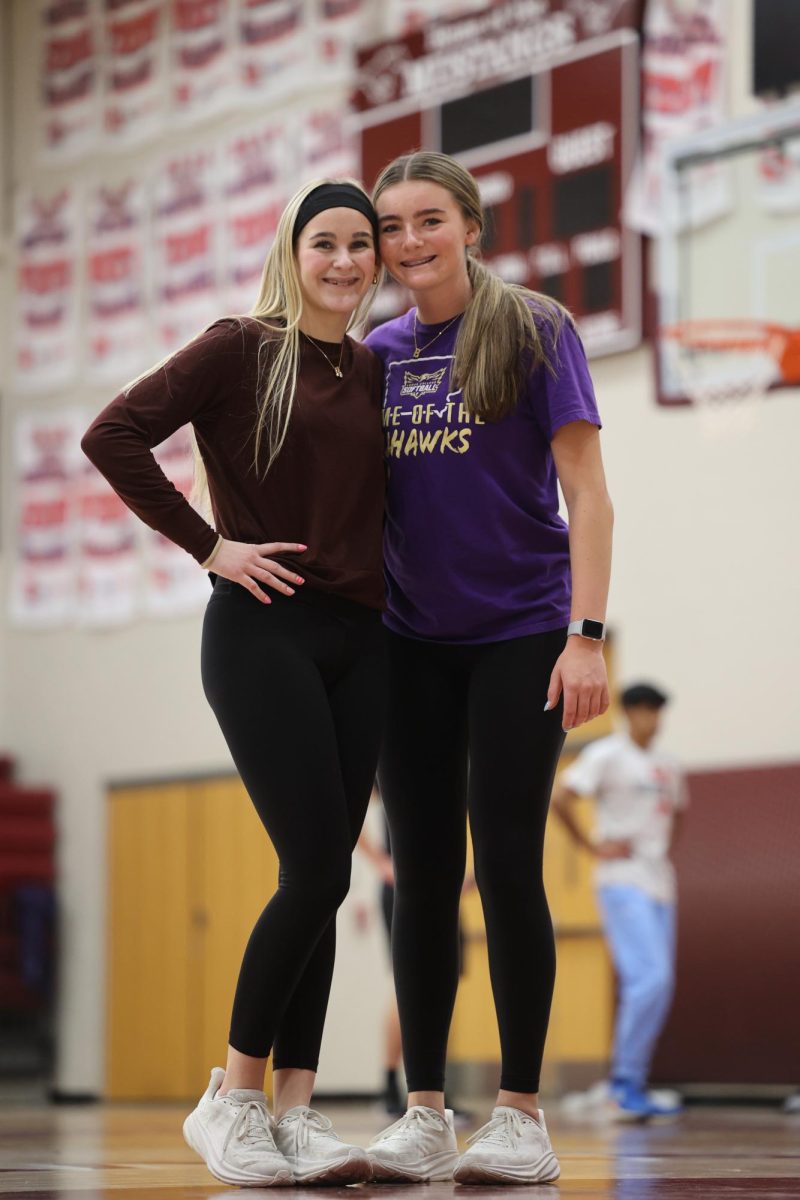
[662,319,791,353]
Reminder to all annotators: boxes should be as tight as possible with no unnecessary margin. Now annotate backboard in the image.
[656,98,800,410]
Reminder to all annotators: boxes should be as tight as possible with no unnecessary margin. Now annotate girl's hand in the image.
[546,637,609,732]
[213,539,307,605]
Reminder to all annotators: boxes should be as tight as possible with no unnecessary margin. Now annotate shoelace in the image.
[467,1108,532,1150]
[374,1107,444,1145]
[222,1098,275,1152]
[287,1108,340,1151]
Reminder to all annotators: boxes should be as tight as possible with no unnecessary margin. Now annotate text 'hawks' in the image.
[386,426,472,456]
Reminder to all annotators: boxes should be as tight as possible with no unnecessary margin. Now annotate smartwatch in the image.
[567,618,606,642]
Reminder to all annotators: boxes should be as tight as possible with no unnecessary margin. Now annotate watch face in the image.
[583,619,605,640]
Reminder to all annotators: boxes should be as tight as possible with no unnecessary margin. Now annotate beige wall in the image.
[593,344,799,763]
[1,0,798,1096]
[1,0,11,750]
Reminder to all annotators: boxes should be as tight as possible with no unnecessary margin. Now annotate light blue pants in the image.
[597,884,676,1088]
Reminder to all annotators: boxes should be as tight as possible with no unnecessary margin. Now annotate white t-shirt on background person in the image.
[560,733,688,904]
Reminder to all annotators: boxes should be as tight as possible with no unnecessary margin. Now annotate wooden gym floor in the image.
[1,1100,800,1197]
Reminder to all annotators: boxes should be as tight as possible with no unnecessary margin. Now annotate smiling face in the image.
[294,207,377,325]
[375,180,480,300]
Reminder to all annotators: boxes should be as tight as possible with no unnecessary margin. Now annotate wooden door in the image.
[106,776,278,1100]
[106,782,198,1099]
[197,777,279,1089]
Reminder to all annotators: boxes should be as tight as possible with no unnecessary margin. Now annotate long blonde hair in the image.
[372,152,567,421]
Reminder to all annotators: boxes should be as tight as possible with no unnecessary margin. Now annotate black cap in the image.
[620,682,670,709]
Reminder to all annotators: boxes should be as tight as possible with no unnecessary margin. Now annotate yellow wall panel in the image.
[106,784,195,1099]
[545,938,613,1064]
[197,777,279,1097]
[106,775,280,1100]
[545,790,602,931]
[449,936,500,1062]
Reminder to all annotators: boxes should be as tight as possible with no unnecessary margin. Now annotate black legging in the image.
[378,627,567,1095]
[201,577,387,1068]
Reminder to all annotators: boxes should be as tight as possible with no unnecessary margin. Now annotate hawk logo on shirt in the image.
[400,367,448,400]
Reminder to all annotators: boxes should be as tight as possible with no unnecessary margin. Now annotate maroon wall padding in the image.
[0,767,57,1011]
[0,785,54,816]
[0,818,55,851]
[0,856,56,885]
[651,763,800,1085]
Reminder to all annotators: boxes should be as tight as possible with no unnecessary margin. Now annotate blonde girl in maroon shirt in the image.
[83,181,387,1187]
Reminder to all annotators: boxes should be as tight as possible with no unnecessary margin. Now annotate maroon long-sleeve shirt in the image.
[81,317,386,609]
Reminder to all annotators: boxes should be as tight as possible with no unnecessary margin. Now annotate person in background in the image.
[82,180,386,1187]
[552,682,687,1120]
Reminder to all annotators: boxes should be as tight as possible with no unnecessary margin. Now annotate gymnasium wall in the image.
[1,0,798,1098]
[1,1,10,750]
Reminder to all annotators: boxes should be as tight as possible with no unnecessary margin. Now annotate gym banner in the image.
[75,458,140,628]
[221,122,286,313]
[757,121,800,215]
[313,0,374,86]
[298,105,358,182]
[143,428,210,617]
[102,0,168,147]
[9,410,85,629]
[152,148,220,355]
[14,188,81,393]
[39,0,100,161]
[624,0,730,234]
[171,0,238,124]
[236,0,307,106]
[86,180,150,385]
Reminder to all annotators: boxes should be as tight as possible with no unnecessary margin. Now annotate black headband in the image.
[293,183,379,245]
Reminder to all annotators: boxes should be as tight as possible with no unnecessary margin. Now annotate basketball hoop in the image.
[661,319,800,437]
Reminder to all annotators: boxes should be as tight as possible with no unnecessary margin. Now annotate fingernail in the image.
[563,726,571,733]
[296,576,304,583]
[286,587,295,595]
[543,700,552,711]
[298,544,307,550]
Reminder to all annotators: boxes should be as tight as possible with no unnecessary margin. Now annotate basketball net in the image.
[662,320,798,438]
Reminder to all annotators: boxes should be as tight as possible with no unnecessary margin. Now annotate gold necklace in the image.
[304,332,346,378]
[412,310,462,359]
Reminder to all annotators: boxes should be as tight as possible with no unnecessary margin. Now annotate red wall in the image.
[652,763,800,1085]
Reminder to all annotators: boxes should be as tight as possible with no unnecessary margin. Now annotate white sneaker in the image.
[560,1080,611,1115]
[273,1104,370,1184]
[453,1105,560,1185]
[367,1105,459,1182]
[182,1067,293,1187]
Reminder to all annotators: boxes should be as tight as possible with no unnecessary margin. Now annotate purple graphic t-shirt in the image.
[364,307,602,644]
